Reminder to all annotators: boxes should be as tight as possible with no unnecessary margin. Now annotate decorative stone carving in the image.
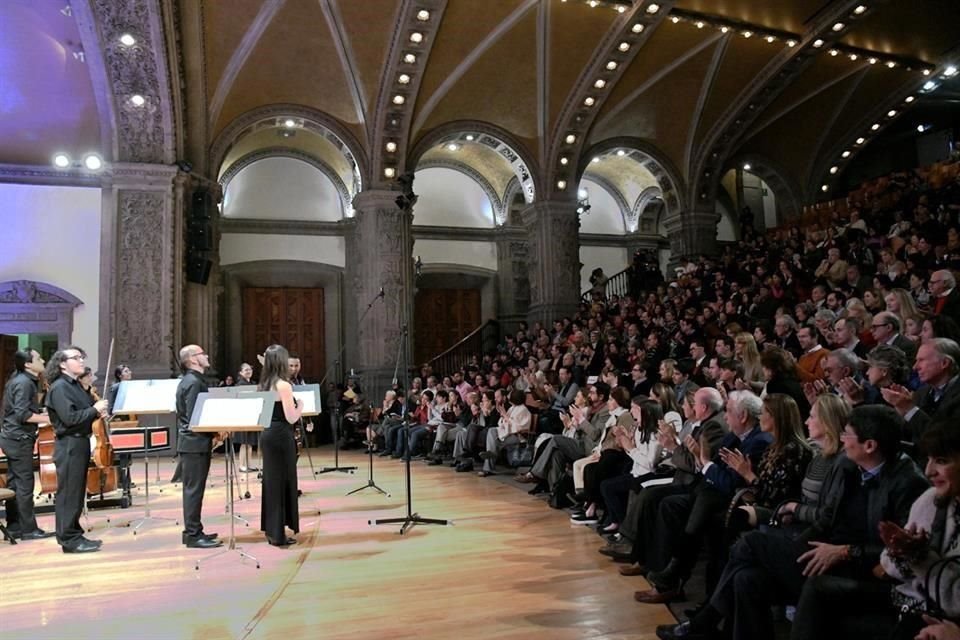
[0,281,83,350]
[522,201,580,324]
[663,211,719,259]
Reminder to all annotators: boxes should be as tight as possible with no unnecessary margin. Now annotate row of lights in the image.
[818,63,958,195]
[556,3,664,190]
[383,9,433,179]
[559,0,632,13]
[52,152,104,171]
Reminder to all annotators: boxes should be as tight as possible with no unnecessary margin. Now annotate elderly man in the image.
[869,310,917,362]
[612,388,727,573]
[773,315,802,359]
[882,338,960,449]
[929,269,960,322]
[635,391,772,604]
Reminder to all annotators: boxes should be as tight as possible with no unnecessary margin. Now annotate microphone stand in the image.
[370,320,449,534]
[316,289,384,475]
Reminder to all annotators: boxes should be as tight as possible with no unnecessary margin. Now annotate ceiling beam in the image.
[319,0,368,141]
[537,0,551,161]
[684,35,729,175]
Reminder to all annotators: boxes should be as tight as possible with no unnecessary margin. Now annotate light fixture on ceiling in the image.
[560,156,569,165]
[404,53,416,64]
[465,134,475,141]
[842,151,851,158]
[392,94,405,105]
[591,156,601,163]
[119,33,136,47]
[632,23,644,33]
[398,73,411,84]
[589,0,599,7]
[922,80,939,92]
[871,123,880,131]
[565,134,576,144]
[584,96,596,106]
[944,65,959,77]
[868,57,878,65]
[885,61,896,68]
[832,22,845,32]
[416,9,430,21]
[446,142,460,152]
[594,79,606,89]
[409,32,423,44]
[384,167,396,178]
[821,184,829,192]
[130,94,145,107]
[830,166,839,174]
[849,53,858,61]
[856,137,866,144]
[606,61,618,71]
[617,5,626,13]
[887,109,897,117]
[83,153,104,171]
[557,180,567,190]
[765,35,776,43]
[742,30,753,38]
[905,95,915,103]
[385,141,397,153]
[742,163,751,171]
[616,149,626,157]
[646,4,660,14]
[283,118,296,128]
[695,21,705,29]
[829,49,839,56]
[813,39,824,48]
[854,5,867,15]
[53,153,71,169]
[670,16,680,24]
[578,188,589,199]
[618,41,630,52]
[720,26,730,34]
[786,39,797,47]
[917,124,931,133]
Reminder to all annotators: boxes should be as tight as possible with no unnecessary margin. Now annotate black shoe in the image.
[455,460,474,473]
[185,536,223,549]
[448,460,460,468]
[599,542,632,558]
[83,537,103,547]
[20,529,56,540]
[182,532,219,544]
[655,622,707,640]
[268,536,296,547]
[377,450,392,457]
[63,540,101,553]
[683,601,708,620]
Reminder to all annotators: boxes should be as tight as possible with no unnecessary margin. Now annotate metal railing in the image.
[425,319,501,375]
[581,267,631,302]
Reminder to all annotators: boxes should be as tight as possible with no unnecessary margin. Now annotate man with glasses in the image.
[929,269,960,323]
[176,344,222,549]
[44,347,108,553]
[628,361,652,397]
[869,311,916,362]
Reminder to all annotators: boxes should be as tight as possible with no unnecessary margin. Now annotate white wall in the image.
[413,239,498,272]
[220,233,346,267]
[0,183,101,366]
[579,246,628,295]
[413,167,495,228]
[578,179,626,235]
[222,157,344,221]
[761,182,778,229]
[717,200,737,243]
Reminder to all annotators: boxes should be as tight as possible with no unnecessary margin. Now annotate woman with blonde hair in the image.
[884,288,920,327]
[658,359,677,388]
[734,332,764,392]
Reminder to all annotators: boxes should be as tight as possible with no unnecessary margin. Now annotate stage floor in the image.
[1,448,674,639]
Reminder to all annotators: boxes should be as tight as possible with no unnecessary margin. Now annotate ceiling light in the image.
[842,151,851,158]
[944,65,959,77]
[923,80,938,91]
[813,39,824,48]
[695,21,704,29]
[832,22,845,31]
[616,149,626,157]
[465,134,475,141]
[821,185,829,192]
[905,96,915,103]
[742,30,753,38]
[591,157,600,163]
[606,61,617,71]
[283,118,296,128]
[398,73,411,84]
[589,0,598,7]
[53,153,70,169]
[632,23,644,34]
[786,39,797,47]
[560,157,569,165]
[868,57,877,65]
[617,5,626,12]
[870,123,880,130]
[829,49,839,56]
[594,79,606,88]
[918,124,931,133]
[130,94,145,106]
[384,167,396,178]
[646,4,660,14]
[578,188,588,199]
[765,35,776,43]
[565,134,576,144]
[830,166,838,174]
[849,53,858,61]
[409,32,423,44]
[392,95,405,105]
[922,69,931,76]
[670,16,680,24]
[742,163,752,171]
[887,109,897,117]
[416,9,430,21]
[618,41,630,52]
[584,96,596,106]
[446,143,460,151]
[885,61,896,68]
[385,141,397,153]
[404,53,416,64]
[119,33,136,47]
[557,180,567,190]
[721,26,730,34]
[83,153,103,171]
[854,5,867,15]
[856,137,866,144]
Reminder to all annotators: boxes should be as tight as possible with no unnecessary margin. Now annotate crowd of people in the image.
[359,159,960,640]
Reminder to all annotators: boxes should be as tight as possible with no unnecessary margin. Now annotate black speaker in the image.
[191,189,212,220]
[187,219,213,251]
[186,256,212,285]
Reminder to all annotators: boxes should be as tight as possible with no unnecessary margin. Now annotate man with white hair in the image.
[635,390,772,604]
[929,269,960,323]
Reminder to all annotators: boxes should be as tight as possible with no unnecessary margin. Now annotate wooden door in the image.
[0,335,18,400]
[241,288,325,382]
[414,289,481,365]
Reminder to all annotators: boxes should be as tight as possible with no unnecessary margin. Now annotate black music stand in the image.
[190,391,273,570]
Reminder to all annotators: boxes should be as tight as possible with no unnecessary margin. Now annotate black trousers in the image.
[260,424,299,542]
[54,435,90,548]
[629,482,695,570]
[583,449,631,506]
[180,451,211,539]
[657,482,732,578]
[0,435,38,534]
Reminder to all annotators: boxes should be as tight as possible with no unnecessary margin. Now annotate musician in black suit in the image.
[0,349,53,541]
[176,344,222,549]
[44,347,108,553]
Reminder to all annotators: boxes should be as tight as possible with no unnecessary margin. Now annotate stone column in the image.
[100,163,181,378]
[494,227,529,334]
[347,190,414,400]
[521,201,580,327]
[662,210,720,261]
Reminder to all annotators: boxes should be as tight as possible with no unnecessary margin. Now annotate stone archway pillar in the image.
[521,201,580,327]
[662,210,720,263]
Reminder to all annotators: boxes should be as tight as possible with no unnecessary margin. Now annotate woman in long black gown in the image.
[258,344,302,546]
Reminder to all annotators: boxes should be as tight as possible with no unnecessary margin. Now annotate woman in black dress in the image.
[258,345,302,546]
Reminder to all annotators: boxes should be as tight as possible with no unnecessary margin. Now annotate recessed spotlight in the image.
[130,94,145,106]
[283,119,296,128]
[409,32,423,44]
[404,53,416,64]
[584,96,596,106]
[670,16,680,24]
[917,124,931,133]
[786,39,797,47]
[465,134,475,141]
[578,188,588,199]
[53,153,70,169]
[830,166,838,174]
[885,61,896,68]
[887,109,897,117]
[695,21,704,29]
[765,35,776,43]
[618,41,630,52]
[83,153,103,171]
[557,180,567,190]
[854,5,867,15]
[923,80,938,91]
[632,23,644,34]
[832,22,845,31]
[447,142,460,152]
[385,141,397,153]
[392,95,405,105]
[829,49,839,56]
[922,69,931,76]
[119,33,136,47]
[606,61,618,71]
[560,157,569,166]
[944,65,959,77]
[871,123,880,130]
[742,30,753,38]
[646,4,660,14]
[416,9,430,21]
[589,0,599,7]
[868,57,878,65]
[594,79,606,89]
[849,53,858,61]
[856,137,866,144]
[398,73,411,84]
[842,151,851,158]
[821,184,829,192]
[813,39,824,48]
[565,134,576,144]
[905,95,915,103]
[591,157,600,163]
[384,167,396,178]
[616,149,626,157]
[616,5,626,13]
[742,163,751,171]
[721,26,730,34]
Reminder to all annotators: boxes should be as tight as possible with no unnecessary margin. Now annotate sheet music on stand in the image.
[293,384,322,417]
[189,391,273,570]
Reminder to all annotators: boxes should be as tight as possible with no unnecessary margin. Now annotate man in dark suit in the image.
[930,269,960,323]
[635,390,772,604]
[868,311,917,363]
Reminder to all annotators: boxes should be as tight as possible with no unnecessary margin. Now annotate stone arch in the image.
[209,104,369,188]
[578,137,688,218]
[579,174,631,233]
[0,280,84,349]
[633,186,665,234]
[726,154,803,226]
[409,120,543,204]
[417,159,505,225]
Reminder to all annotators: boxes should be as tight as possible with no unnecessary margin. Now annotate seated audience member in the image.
[407,388,450,459]
[478,389,531,477]
[427,391,468,465]
[537,366,578,434]
[760,347,810,418]
[657,404,928,640]
[452,391,499,472]
[390,390,431,458]
[369,389,403,452]
[838,344,910,408]
[796,325,830,384]
[635,390,773,604]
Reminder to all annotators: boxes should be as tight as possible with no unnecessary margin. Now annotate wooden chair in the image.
[0,487,17,544]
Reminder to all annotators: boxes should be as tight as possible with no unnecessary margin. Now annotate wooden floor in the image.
[1,448,674,639]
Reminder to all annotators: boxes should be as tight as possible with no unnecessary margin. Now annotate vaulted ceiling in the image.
[3,0,959,208]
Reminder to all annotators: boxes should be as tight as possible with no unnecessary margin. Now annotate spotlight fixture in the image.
[830,166,838,174]
[721,26,730,34]
[557,180,567,190]
[813,39,824,48]
[885,61,896,69]
[119,33,136,47]
[868,57,878,65]
[591,156,600,163]
[404,53,416,64]
[416,9,430,21]
[565,134,576,144]
[646,4,660,14]
[922,80,939,92]
[887,109,897,117]
[446,142,460,152]
[83,153,103,171]
[465,134,475,141]
[765,35,776,43]
[923,69,931,76]
[829,49,839,56]
[130,94,145,106]
[821,185,829,192]
[695,21,704,29]
[742,163,751,171]
[870,123,880,131]
[560,157,569,165]
[944,65,959,77]
[670,17,680,24]
[594,79,606,89]
[632,23,644,34]
[283,118,296,128]
[618,41,630,52]
[606,61,618,71]
[854,5,867,15]
[742,30,753,38]
[832,22,845,32]
[855,137,866,144]
[849,54,858,61]
[584,96,596,106]
[842,151,851,158]
[917,124,931,133]
[905,96,915,103]
[385,141,397,153]
[392,95,405,105]
[409,32,423,44]
[398,73,411,84]
[786,39,797,47]
[617,5,626,13]
[578,188,588,199]
[616,149,626,157]
[53,153,71,169]
[384,167,396,178]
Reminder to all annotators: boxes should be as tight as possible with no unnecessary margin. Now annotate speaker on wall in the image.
[186,256,212,285]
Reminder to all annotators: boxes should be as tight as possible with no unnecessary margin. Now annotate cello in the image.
[36,372,58,495]
[86,341,118,497]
